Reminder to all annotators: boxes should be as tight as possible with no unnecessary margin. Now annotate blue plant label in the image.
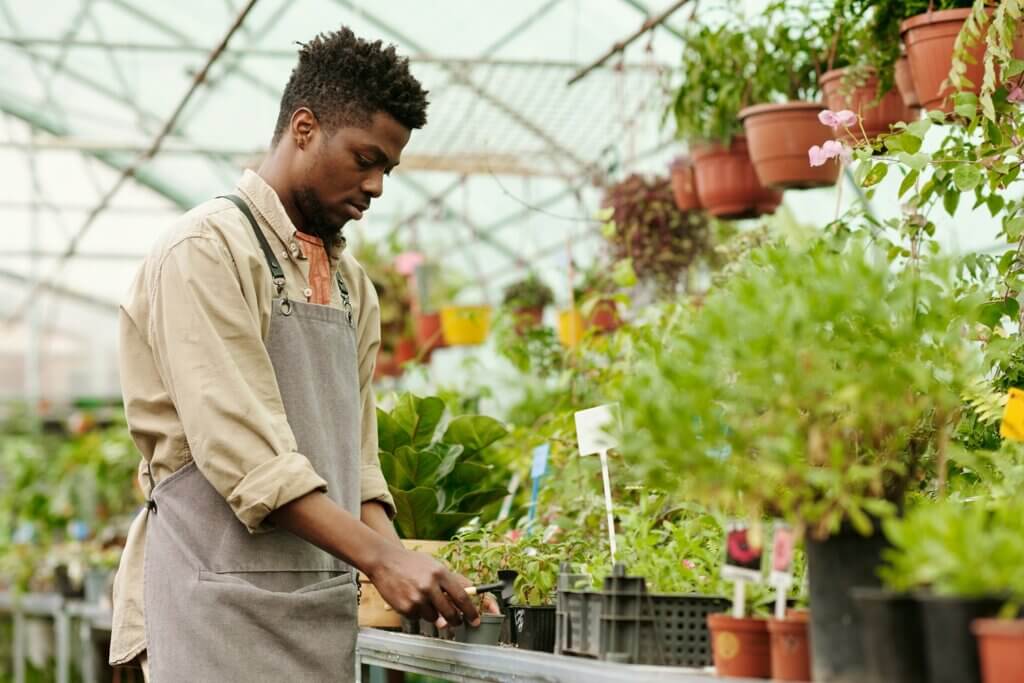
[531,444,550,479]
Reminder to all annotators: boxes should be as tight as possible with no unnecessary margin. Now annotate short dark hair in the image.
[272,27,429,145]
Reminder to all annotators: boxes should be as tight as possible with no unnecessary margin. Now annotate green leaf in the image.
[442,415,508,455]
[854,159,872,185]
[377,409,411,454]
[1007,59,1024,78]
[612,258,638,288]
[955,102,978,119]
[863,163,889,188]
[1006,216,1024,240]
[446,462,492,488]
[899,170,920,198]
[453,488,509,514]
[392,394,446,448]
[953,165,983,192]
[885,133,922,154]
[978,299,1020,328]
[988,194,1006,217]
[391,487,443,538]
[907,119,932,138]
[897,153,930,172]
[394,445,443,487]
[431,512,478,540]
[434,443,465,480]
[944,189,961,216]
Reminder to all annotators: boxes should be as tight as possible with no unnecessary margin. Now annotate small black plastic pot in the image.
[454,614,506,646]
[509,605,557,652]
[852,588,927,683]
[918,593,1003,683]
[400,616,420,635]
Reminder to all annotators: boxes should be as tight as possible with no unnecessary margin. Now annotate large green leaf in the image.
[431,512,477,540]
[453,488,509,514]
[390,486,442,539]
[434,443,465,480]
[442,415,508,456]
[446,462,492,489]
[378,450,408,489]
[392,394,445,448]
[377,409,411,455]
[394,445,443,488]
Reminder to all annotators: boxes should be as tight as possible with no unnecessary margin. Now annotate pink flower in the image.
[394,251,425,276]
[808,139,852,167]
[1009,86,1024,104]
[681,559,696,570]
[818,109,858,129]
[505,529,524,542]
[808,145,830,167]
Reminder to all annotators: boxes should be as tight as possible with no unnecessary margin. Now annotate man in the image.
[109,27,481,681]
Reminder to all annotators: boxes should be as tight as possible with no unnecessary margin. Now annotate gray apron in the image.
[143,195,362,682]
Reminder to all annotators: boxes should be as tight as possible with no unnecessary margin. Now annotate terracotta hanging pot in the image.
[393,337,417,366]
[973,618,1024,683]
[690,137,783,219]
[739,102,841,190]
[820,67,918,142]
[588,298,621,333]
[669,157,701,212]
[512,307,545,335]
[415,311,446,358]
[894,54,921,109]
[708,613,772,678]
[901,8,1024,113]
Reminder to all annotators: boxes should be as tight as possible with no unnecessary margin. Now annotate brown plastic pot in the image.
[708,613,772,679]
[394,337,417,366]
[739,102,841,190]
[669,158,701,212]
[588,299,621,333]
[894,54,921,109]
[415,311,446,358]
[512,307,544,334]
[821,67,918,141]
[769,613,812,682]
[972,618,1024,683]
[901,9,1023,113]
[690,137,783,219]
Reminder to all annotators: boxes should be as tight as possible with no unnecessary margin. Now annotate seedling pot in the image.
[851,588,926,683]
[918,593,1002,683]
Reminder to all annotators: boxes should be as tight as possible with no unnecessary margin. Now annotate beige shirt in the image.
[109,170,394,666]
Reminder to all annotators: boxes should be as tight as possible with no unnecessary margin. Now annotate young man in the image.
[109,28,481,681]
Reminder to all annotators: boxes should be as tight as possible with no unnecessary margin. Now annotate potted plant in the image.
[501,275,554,334]
[669,156,701,212]
[709,611,773,678]
[671,22,783,218]
[737,2,842,189]
[769,609,813,682]
[620,238,983,682]
[601,174,711,294]
[818,0,919,141]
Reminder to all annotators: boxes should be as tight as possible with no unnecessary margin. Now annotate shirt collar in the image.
[235,169,347,266]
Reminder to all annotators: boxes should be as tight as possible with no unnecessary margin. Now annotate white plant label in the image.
[574,403,621,455]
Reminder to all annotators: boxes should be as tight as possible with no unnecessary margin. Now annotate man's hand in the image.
[367,545,481,628]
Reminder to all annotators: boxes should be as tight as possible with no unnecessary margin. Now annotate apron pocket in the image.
[198,569,351,594]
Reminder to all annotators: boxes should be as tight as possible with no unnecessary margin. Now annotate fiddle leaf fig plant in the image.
[378,394,510,540]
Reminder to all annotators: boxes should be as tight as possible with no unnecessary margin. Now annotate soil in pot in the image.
[919,593,1003,683]
[708,613,772,679]
[901,9,1024,113]
[852,588,927,683]
[691,137,782,219]
[510,605,557,652]
[768,613,812,682]
[805,527,889,683]
[972,618,1024,683]
[739,102,840,190]
[821,68,917,141]
[670,158,701,212]
[894,54,920,109]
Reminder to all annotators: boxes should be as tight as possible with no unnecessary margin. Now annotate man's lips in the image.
[344,201,368,220]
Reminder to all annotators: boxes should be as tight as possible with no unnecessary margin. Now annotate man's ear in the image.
[290,108,317,150]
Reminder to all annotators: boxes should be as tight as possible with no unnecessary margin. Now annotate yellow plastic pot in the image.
[558,309,585,347]
[440,305,492,346]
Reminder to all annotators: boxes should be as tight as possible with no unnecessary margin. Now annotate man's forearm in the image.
[361,500,402,547]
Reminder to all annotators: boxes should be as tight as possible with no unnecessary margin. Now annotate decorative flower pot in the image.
[739,102,841,190]
[769,613,812,681]
[972,618,1024,683]
[918,593,1003,683]
[901,9,1023,113]
[588,299,621,333]
[415,311,446,357]
[441,305,492,346]
[821,67,918,141]
[512,307,545,335]
[690,137,782,219]
[852,588,927,683]
[806,528,889,683]
[558,309,585,347]
[669,158,701,212]
[394,337,417,366]
[894,55,921,109]
[708,613,772,678]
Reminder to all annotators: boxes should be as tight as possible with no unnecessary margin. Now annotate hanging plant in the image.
[600,174,711,293]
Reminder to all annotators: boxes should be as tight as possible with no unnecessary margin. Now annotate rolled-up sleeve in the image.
[149,233,327,532]
[354,269,396,517]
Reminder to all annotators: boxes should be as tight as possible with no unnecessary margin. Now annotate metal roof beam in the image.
[620,0,688,41]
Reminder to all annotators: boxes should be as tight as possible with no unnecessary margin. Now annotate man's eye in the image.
[356,155,373,167]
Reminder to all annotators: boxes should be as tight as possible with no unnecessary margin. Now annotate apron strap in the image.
[220,194,287,295]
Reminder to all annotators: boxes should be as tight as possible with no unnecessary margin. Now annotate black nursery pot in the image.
[918,593,1003,683]
[805,527,890,683]
[509,605,557,652]
[851,588,927,683]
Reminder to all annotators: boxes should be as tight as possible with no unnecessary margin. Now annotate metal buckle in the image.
[280,298,293,316]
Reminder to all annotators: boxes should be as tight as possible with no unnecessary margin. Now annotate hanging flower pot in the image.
[708,613,772,678]
[512,307,544,335]
[901,9,1023,113]
[894,55,921,110]
[393,337,417,366]
[669,157,701,212]
[373,352,400,381]
[973,618,1024,683]
[820,68,918,141]
[690,137,783,219]
[558,309,585,347]
[588,299,621,333]
[440,305,492,346]
[739,102,840,189]
[415,311,446,357]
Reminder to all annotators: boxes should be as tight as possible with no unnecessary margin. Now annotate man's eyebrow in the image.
[362,144,399,167]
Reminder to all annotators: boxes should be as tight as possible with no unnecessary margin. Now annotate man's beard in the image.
[294,187,344,248]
